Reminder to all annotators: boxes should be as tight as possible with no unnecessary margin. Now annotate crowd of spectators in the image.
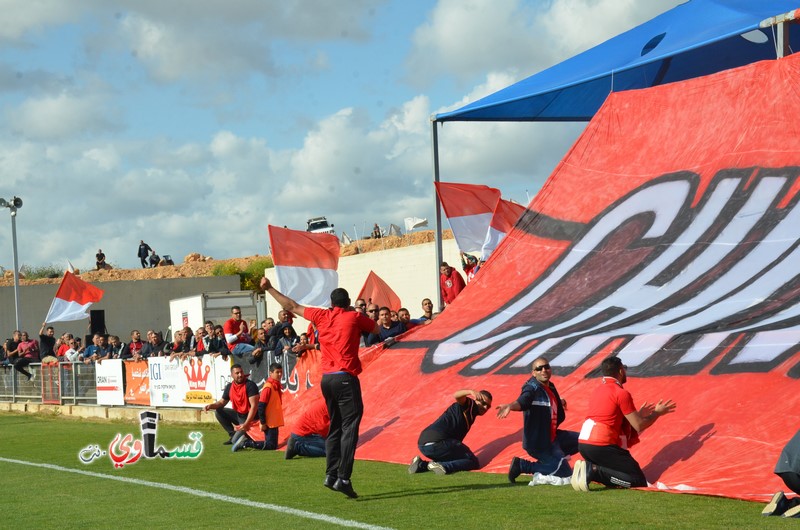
[0,296,440,383]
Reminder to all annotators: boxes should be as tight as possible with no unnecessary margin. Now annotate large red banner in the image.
[284,54,800,502]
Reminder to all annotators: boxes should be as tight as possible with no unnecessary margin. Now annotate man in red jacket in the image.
[439,262,465,307]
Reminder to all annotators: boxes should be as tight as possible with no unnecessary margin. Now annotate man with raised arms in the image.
[260,277,378,499]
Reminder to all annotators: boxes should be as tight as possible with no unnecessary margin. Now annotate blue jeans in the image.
[520,430,579,477]
[231,343,255,357]
[244,427,278,450]
[291,433,326,457]
[419,439,479,474]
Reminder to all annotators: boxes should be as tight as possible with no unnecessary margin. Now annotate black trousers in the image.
[12,357,32,378]
[214,407,247,438]
[321,372,363,481]
[579,442,647,488]
[779,471,800,496]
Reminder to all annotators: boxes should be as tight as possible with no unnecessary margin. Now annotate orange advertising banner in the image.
[124,360,150,406]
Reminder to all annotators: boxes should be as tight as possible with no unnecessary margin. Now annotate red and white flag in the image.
[435,182,501,253]
[269,225,340,307]
[357,271,402,312]
[44,271,104,323]
[481,199,526,260]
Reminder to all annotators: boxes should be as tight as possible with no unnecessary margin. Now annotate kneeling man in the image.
[408,389,492,475]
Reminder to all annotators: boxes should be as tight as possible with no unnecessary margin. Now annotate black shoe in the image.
[285,436,297,460]
[323,475,337,490]
[763,491,789,516]
[222,439,233,446]
[333,478,358,499]
[508,456,522,483]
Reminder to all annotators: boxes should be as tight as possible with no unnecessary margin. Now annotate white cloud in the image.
[0,0,78,42]
[407,0,685,87]
[6,92,120,140]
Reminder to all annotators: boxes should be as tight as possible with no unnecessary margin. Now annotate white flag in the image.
[404,217,428,232]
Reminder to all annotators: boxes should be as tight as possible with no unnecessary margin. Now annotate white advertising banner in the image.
[148,356,232,408]
[95,359,125,406]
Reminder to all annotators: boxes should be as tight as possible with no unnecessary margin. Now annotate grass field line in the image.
[0,456,394,530]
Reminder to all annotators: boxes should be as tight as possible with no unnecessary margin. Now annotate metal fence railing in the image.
[0,362,97,405]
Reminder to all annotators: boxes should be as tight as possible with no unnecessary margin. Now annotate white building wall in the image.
[264,238,463,327]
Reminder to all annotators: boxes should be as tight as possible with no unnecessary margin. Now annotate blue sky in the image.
[0,0,682,270]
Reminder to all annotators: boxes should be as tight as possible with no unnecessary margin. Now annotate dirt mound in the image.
[0,230,452,287]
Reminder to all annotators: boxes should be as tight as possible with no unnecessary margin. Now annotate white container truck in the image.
[168,291,266,338]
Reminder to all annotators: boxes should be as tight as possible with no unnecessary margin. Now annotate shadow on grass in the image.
[360,481,512,501]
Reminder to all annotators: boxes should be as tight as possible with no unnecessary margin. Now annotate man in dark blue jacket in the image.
[496,356,578,485]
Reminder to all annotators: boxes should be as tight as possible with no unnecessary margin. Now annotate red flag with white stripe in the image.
[44,271,104,323]
[435,182,500,253]
[268,225,340,307]
[357,271,402,311]
[481,199,526,260]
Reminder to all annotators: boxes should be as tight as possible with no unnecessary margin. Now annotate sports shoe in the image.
[408,455,426,474]
[783,502,800,518]
[323,475,337,489]
[333,478,358,499]
[222,438,233,445]
[570,459,589,492]
[763,491,788,516]
[232,433,248,453]
[428,461,447,475]
[284,435,297,460]
[508,457,522,483]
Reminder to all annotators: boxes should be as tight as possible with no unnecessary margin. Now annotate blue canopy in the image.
[436,0,800,122]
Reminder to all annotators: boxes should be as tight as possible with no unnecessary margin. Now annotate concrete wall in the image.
[263,238,462,329]
[0,275,239,339]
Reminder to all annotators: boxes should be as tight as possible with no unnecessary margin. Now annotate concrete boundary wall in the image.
[263,238,462,328]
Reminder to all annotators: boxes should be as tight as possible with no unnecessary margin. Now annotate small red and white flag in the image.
[357,271,402,312]
[435,182,501,253]
[269,225,340,307]
[44,271,104,323]
[481,199,526,260]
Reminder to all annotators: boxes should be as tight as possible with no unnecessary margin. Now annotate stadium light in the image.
[1,196,23,329]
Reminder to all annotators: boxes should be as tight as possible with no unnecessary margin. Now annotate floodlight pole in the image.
[2,199,22,329]
[10,206,21,329]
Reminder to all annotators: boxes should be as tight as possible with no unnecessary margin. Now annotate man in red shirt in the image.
[223,306,261,358]
[439,262,466,307]
[204,364,259,445]
[572,356,676,492]
[285,398,330,460]
[261,277,379,499]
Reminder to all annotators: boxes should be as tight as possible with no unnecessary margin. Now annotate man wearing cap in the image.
[261,277,379,499]
[497,356,579,486]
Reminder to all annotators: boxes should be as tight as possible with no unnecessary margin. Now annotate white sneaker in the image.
[428,461,447,475]
[570,460,589,492]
